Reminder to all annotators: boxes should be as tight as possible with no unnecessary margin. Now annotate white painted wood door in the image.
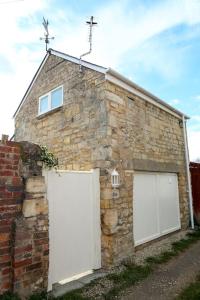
[133,172,181,246]
[45,169,101,290]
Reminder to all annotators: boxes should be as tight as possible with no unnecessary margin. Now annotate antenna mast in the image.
[40,17,55,52]
[79,16,97,71]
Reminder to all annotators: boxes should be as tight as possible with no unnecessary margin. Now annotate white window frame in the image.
[38,85,63,116]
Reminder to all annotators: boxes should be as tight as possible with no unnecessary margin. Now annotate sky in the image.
[0,0,200,160]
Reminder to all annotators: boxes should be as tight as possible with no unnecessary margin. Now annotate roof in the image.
[13,48,189,119]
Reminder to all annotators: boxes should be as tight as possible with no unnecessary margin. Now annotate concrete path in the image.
[120,240,200,300]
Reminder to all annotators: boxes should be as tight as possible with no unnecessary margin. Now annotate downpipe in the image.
[182,115,194,229]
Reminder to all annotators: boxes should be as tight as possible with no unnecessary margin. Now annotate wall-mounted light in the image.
[111,169,120,188]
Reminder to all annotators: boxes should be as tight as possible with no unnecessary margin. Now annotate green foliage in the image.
[106,264,152,299]
[27,291,89,300]
[145,250,176,265]
[39,146,58,169]
[2,230,200,300]
[0,292,20,300]
[57,291,90,300]
[146,229,200,266]
[108,263,151,285]
[172,230,200,253]
[28,291,49,300]
[175,274,200,300]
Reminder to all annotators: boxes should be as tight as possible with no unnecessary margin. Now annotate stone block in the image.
[106,91,124,105]
[64,136,71,145]
[23,199,48,218]
[109,114,118,127]
[26,177,46,194]
[102,209,118,235]
[101,188,112,200]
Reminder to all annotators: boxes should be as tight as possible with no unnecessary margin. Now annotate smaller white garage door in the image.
[133,172,181,246]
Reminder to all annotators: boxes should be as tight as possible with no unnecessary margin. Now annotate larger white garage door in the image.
[45,169,101,291]
[133,172,181,246]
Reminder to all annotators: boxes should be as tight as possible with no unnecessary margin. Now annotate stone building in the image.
[14,49,191,270]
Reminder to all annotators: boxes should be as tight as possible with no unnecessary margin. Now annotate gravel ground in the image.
[120,240,200,300]
[133,230,190,265]
[82,230,190,299]
[82,265,126,299]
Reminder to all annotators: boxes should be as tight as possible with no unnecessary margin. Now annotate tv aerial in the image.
[79,16,97,71]
[40,17,55,52]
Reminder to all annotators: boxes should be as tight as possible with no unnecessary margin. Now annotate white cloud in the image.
[170,99,181,105]
[194,95,200,101]
[0,0,200,139]
[0,0,47,136]
[191,115,200,122]
[35,0,200,69]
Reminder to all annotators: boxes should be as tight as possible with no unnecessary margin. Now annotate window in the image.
[38,86,63,115]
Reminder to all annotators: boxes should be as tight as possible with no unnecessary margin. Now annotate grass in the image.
[101,229,200,299]
[57,291,90,300]
[104,264,152,299]
[0,291,89,300]
[0,293,20,300]
[1,229,200,300]
[145,230,200,266]
[175,274,200,300]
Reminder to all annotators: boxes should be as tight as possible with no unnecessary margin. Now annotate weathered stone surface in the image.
[102,209,118,235]
[132,159,180,173]
[106,91,124,105]
[14,53,189,268]
[23,198,48,217]
[0,140,48,297]
[26,177,46,193]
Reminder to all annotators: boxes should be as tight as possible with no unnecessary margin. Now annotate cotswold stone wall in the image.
[100,81,189,265]
[15,54,107,171]
[15,54,189,267]
[0,138,48,298]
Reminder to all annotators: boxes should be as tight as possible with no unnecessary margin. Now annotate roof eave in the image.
[106,68,189,120]
[13,50,107,118]
[13,48,189,121]
[50,48,107,74]
[13,51,50,118]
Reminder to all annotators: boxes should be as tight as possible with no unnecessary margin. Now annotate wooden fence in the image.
[190,162,200,225]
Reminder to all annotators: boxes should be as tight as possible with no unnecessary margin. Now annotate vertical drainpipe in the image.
[182,115,194,229]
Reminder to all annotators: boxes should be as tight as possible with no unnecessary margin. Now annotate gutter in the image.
[182,116,194,229]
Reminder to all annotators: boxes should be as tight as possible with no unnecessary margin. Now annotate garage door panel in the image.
[133,174,160,245]
[133,172,181,246]
[158,174,181,234]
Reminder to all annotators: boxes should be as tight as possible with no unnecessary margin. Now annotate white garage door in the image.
[45,169,101,291]
[133,172,181,246]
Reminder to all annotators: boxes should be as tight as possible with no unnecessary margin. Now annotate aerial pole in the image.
[79,16,97,71]
[40,17,55,52]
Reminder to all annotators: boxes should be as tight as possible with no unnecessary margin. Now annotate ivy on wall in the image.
[39,146,58,169]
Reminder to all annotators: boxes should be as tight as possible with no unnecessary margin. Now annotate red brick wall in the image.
[0,141,23,293]
[0,139,49,297]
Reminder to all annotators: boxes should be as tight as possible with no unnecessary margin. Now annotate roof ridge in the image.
[13,48,189,120]
[49,48,108,72]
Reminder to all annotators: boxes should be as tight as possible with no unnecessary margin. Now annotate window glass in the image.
[40,95,48,113]
[51,87,62,109]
